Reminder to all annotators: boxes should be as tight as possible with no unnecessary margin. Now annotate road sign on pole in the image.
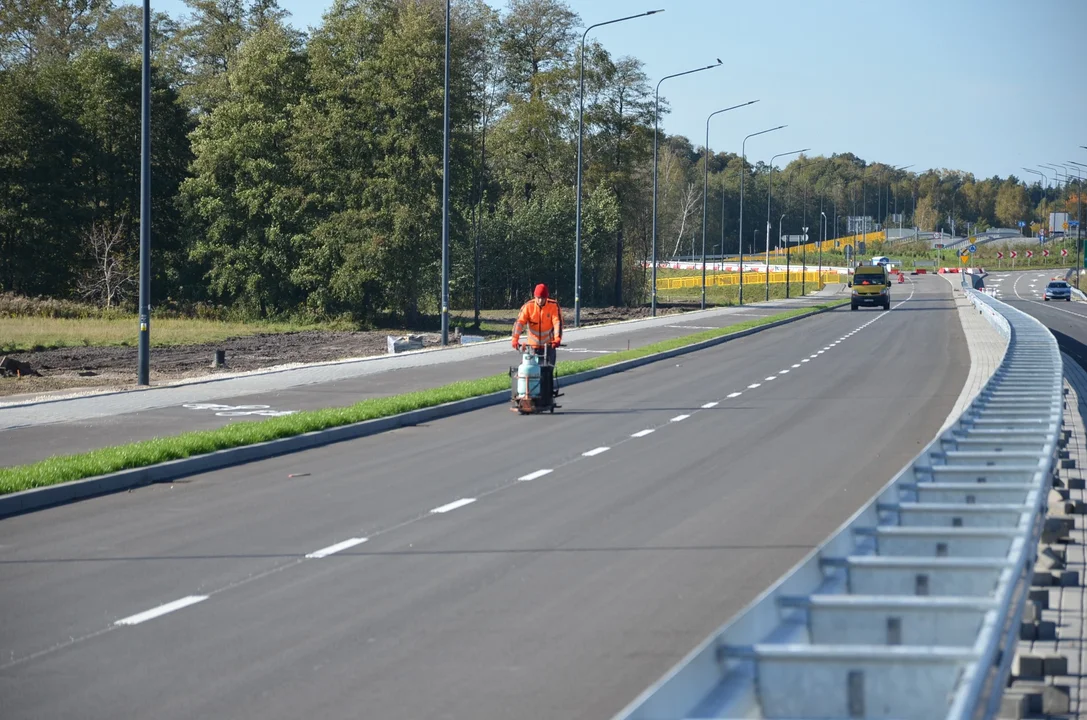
[968,244,977,253]
[1011,251,1018,258]
[1026,250,1034,258]
[1043,249,1050,257]
[1062,248,1069,257]
[997,252,1004,259]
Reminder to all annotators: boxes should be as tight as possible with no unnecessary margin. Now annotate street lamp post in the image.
[801,225,808,295]
[440,0,451,346]
[137,0,152,385]
[700,100,758,309]
[819,211,826,287]
[778,212,785,297]
[1052,162,1079,242]
[575,9,662,328]
[651,59,723,316]
[765,147,808,301]
[1070,160,1086,243]
[738,125,785,306]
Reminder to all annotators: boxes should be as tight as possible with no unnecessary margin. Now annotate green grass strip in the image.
[0,300,847,496]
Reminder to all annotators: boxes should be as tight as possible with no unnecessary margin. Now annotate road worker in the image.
[512,283,563,397]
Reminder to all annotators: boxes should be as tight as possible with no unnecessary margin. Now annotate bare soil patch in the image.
[0,304,694,398]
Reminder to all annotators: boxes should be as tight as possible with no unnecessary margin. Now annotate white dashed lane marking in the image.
[306,537,368,559]
[115,596,208,627]
[430,498,476,513]
[518,469,553,481]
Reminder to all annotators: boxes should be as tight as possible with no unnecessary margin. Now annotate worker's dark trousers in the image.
[532,346,557,398]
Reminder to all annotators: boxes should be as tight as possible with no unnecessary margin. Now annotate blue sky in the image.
[143,0,1087,183]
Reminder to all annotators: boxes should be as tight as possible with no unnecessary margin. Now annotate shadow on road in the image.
[1050,329,1087,373]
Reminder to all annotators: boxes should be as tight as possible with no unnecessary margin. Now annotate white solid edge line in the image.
[631,429,655,438]
[430,498,477,513]
[582,446,611,457]
[727,392,742,398]
[701,401,719,408]
[518,469,553,481]
[671,414,691,422]
[115,596,209,626]
[306,537,368,559]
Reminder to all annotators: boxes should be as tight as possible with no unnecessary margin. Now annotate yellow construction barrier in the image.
[767,230,887,257]
[656,270,844,291]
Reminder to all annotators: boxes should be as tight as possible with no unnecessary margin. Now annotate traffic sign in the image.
[1063,248,1070,257]
[968,244,977,253]
[997,252,1004,259]
[1011,251,1018,258]
[1026,250,1034,258]
[960,252,970,263]
[1018,221,1026,228]
[1043,249,1050,257]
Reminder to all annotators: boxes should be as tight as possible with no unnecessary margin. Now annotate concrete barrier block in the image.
[1040,547,1067,570]
[998,689,1032,719]
[1014,653,1045,679]
[1042,685,1071,715]
[1043,655,1069,677]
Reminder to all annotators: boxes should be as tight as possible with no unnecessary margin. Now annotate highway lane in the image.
[0,294,837,468]
[984,268,1087,369]
[0,276,968,720]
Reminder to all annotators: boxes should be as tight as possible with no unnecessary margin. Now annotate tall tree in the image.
[182,19,307,317]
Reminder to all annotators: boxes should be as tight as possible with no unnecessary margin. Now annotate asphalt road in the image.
[0,275,968,720]
[981,269,1087,369]
[0,294,836,468]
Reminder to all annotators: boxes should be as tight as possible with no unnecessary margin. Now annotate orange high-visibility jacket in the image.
[513,298,562,348]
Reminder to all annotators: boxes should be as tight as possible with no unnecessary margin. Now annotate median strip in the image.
[0,300,846,504]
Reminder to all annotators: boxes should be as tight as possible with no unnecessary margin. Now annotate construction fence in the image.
[656,269,847,291]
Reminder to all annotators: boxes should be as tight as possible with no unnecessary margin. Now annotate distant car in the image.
[1044,280,1071,302]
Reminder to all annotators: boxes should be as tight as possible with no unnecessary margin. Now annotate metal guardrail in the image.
[612,289,1062,720]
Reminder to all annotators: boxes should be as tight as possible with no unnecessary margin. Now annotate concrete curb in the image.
[0,301,846,519]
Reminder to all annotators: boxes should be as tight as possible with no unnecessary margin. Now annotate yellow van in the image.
[849,265,891,311]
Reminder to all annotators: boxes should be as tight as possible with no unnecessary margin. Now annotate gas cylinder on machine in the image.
[516,351,542,398]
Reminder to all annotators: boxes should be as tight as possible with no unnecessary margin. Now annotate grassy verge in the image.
[0,316,352,353]
[0,300,847,496]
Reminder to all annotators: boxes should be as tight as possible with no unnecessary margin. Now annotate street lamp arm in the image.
[655,59,723,94]
[582,8,663,40]
[707,100,758,130]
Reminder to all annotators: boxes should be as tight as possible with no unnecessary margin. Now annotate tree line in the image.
[1,0,1082,324]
